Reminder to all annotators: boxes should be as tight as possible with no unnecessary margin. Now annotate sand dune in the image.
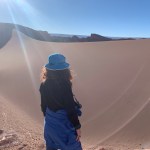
[1,30,150,149]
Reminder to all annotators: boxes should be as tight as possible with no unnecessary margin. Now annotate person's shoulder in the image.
[39,83,42,92]
[44,78,54,86]
[39,81,45,92]
[40,79,54,88]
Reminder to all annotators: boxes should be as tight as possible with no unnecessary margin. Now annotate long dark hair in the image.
[40,66,74,87]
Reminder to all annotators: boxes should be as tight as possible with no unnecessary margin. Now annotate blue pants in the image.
[44,108,82,150]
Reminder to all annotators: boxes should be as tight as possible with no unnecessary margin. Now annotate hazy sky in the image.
[0,0,150,37]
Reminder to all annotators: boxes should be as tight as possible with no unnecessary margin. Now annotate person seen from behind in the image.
[39,53,82,150]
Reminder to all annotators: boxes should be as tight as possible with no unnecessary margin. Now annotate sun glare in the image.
[3,0,39,93]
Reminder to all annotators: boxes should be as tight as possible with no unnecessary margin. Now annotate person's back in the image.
[39,53,82,150]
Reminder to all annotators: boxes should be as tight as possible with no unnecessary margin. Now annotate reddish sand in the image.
[1,30,150,149]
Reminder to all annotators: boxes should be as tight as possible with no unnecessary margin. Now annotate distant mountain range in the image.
[0,22,145,49]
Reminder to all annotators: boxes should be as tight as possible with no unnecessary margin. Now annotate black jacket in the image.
[39,78,81,129]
